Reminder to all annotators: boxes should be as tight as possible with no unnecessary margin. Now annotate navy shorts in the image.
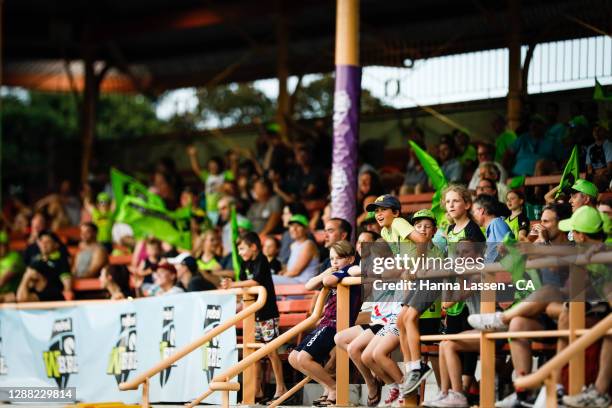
[295,326,336,364]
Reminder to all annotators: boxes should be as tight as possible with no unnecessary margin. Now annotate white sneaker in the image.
[380,386,400,407]
[467,312,508,331]
[423,391,448,407]
[427,390,469,407]
[495,392,518,408]
[562,384,611,408]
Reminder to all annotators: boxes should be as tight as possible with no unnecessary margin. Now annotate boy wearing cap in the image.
[169,253,215,292]
[220,232,287,402]
[396,209,443,396]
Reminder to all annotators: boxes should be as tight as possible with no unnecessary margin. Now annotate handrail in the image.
[118,286,266,391]
[211,286,329,383]
[514,313,612,390]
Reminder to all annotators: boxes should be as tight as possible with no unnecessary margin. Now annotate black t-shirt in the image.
[447,220,486,243]
[285,165,328,200]
[30,260,65,301]
[268,258,282,275]
[185,274,216,292]
[239,253,279,321]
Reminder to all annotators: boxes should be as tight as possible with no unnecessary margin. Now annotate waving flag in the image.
[555,145,579,198]
[408,140,448,226]
[230,204,242,281]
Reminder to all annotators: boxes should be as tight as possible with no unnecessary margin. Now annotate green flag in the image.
[507,175,525,190]
[230,204,242,281]
[115,196,192,250]
[408,140,448,226]
[110,168,165,209]
[594,79,612,102]
[555,145,579,198]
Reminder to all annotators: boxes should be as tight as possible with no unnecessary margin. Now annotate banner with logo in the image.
[0,292,237,404]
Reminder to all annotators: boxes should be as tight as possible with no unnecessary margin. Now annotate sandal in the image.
[313,395,330,406]
[367,381,382,406]
[318,398,336,406]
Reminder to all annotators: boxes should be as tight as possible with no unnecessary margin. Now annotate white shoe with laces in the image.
[423,391,448,407]
[467,311,508,331]
[495,392,518,408]
[427,390,469,407]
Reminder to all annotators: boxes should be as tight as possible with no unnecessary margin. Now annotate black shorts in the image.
[419,318,441,344]
[402,289,441,315]
[444,307,471,335]
[295,326,336,364]
[360,323,384,335]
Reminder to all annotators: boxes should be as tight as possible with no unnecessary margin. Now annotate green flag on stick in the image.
[555,145,579,198]
[594,79,612,102]
[408,140,448,226]
[111,168,165,209]
[230,204,242,281]
[507,175,525,190]
[115,196,192,250]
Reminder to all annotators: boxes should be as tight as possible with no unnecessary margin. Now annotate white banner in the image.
[0,292,238,404]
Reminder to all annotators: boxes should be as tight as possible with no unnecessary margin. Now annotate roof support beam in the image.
[507,0,522,131]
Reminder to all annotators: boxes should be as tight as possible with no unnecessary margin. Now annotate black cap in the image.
[365,194,401,212]
[182,256,198,274]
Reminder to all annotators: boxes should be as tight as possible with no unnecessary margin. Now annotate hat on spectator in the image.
[412,209,436,225]
[288,214,309,228]
[167,253,198,274]
[0,230,7,244]
[97,192,111,203]
[237,218,253,231]
[571,179,598,199]
[596,120,609,131]
[558,206,603,234]
[157,262,177,274]
[366,194,401,212]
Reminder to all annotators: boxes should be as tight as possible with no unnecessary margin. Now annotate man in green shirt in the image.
[0,231,24,302]
[491,114,517,163]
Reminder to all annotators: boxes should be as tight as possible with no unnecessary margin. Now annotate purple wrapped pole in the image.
[331,65,362,239]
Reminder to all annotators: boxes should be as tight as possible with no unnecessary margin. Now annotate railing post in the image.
[336,283,351,406]
[480,270,497,408]
[141,377,149,408]
[242,290,257,404]
[568,265,585,394]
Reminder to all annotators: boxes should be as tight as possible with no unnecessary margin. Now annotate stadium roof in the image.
[4,0,610,93]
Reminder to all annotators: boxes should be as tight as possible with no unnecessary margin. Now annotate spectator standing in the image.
[468,143,508,190]
[0,231,24,302]
[84,192,114,253]
[247,178,283,235]
[72,223,108,278]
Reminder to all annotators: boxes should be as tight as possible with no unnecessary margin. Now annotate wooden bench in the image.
[399,192,434,214]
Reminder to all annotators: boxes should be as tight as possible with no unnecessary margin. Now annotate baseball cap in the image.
[157,262,177,274]
[288,214,309,227]
[237,218,253,231]
[97,192,111,203]
[571,179,598,199]
[412,209,436,225]
[558,206,603,234]
[365,194,401,212]
[167,253,198,273]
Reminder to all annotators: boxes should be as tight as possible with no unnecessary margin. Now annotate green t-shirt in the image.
[458,144,477,166]
[0,251,24,294]
[197,257,221,272]
[381,217,416,255]
[199,170,234,213]
[92,208,113,244]
[495,130,517,163]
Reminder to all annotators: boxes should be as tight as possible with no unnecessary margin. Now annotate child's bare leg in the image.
[595,336,612,394]
[404,307,422,361]
[347,329,378,396]
[334,325,363,352]
[362,336,394,384]
[441,334,480,393]
[371,334,403,384]
[268,350,287,396]
[438,341,450,393]
[297,351,337,400]
[397,307,411,364]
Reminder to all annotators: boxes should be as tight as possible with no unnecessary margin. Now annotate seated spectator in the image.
[471,194,514,262]
[400,129,428,195]
[17,260,65,302]
[504,190,530,242]
[491,114,517,164]
[598,198,612,219]
[438,137,463,183]
[84,192,114,253]
[468,142,508,191]
[320,218,353,272]
[279,202,309,265]
[505,114,558,176]
[72,223,108,278]
[272,215,319,285]
[99,265,133,300]
[262,236,282,275]
[23,212,56,265]
[247,177,283,235]
[136,237,163,290]
[0,231,24,302]
[34,180,80,228]
[586,121,611,192]
[453,130,477,178]
[26,230,72,300]
[195,230,223,275]
[168,253,215,292]
[356,170,385,225]
[139,262,184,297]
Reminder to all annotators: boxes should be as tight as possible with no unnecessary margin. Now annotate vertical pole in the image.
[276,10,289,143]
[331,0,361,241]
[507,0,522,131]
[0,0,3,209]
[480,271,497,408]
[242,291,257,404]
[336,283,350,406]
[568,265,585,394]
[81,50,96,185]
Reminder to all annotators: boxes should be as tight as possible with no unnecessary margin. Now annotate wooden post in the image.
[568,265,585,394]
[336,283,351,406]
[480,271,497,408]
[81,50,96,185]
[276,11,289,143]
[141,377,149,408]
[331,0,361,239]
[545,376,557,408]
[507,0,521,131]
[242,291,257,404]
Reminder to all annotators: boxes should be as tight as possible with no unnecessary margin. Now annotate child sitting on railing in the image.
[220,232,287,403]
[288,240,361,406]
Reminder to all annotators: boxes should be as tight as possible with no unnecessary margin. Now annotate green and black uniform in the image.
[505,212,530,241]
